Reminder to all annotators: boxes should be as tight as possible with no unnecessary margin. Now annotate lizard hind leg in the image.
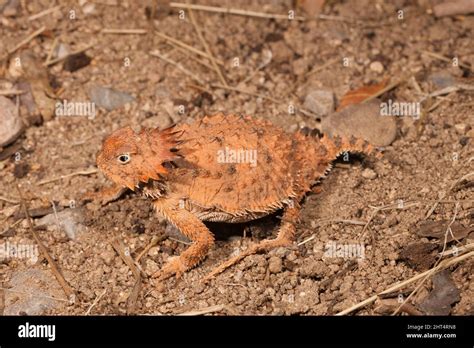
[202,202,300,282]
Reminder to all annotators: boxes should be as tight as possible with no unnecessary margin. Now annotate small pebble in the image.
[369,61,384,73]
[0,96,24,147]
[321,99,397,147]
[362,168,377,180]
[89,86,135,111]
[454,123,468,134]
[303,89,335,118]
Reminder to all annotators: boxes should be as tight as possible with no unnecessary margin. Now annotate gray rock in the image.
[4,269,63,315]
[89,86,135,111]
[321,99,397,147]
[304,89,335,118]
[36,208,87,240]
[428,71,456,89]
[0,96,24,147]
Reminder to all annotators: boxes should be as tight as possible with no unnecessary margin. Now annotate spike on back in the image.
[319,134,382,161]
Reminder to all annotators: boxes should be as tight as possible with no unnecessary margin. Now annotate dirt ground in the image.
[0,0,473,316]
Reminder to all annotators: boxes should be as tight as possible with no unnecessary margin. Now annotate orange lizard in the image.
[91,114,380,281]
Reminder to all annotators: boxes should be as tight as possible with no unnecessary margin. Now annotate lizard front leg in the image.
[152,198,215,281]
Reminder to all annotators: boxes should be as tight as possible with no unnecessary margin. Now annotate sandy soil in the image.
[0,0,473,315]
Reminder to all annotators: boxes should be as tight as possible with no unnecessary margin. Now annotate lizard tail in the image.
[319,134,382,161]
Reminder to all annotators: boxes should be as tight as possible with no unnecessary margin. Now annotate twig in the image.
[211,83,319,118]
[434,0,474,18]
[171,44,216,71]
[150,50,205,85]
[16,184,74,299]
[188,6,228,87]
[0,195,20,204]
[0,287,69,303]
[0,89,26,96]
[155,31,224,65]
[101,28,148,34]
[336,250,474,315]
[425,171,474,219]
[28,5,61,21]
[111,239,140,278]
[135,235,165,263]
[111,239,142,314]
[44,43,94,67]
[85,288,107,315]
[306,57,339,77]
[212,83,279,103]
[363,78,406,103]
[421,50,472,71]
[0,285,4,315]
[37,168,98,186]
[45,37,59,66]
[169,2,306,21]
[178,304,226,316]
[2,26,46,61]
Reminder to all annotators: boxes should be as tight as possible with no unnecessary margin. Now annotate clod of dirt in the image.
[89,86,135,111]
[399,242,437,271]
[419,270,460,315]
[303,89,335,118]
[36,208,87,240]
[416,220,471,243]
[63,52,92,72]
[268,256,283,273]
[13,162,29,178]
[321,99,397,147]
[0,95,23,147]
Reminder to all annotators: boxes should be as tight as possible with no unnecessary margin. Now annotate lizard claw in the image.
[152,256,187,281]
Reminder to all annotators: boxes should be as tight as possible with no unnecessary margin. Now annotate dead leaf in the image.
[9,52,56,121]
[416,220,471,243]
[337,79,388,111]
[399,242,437,271]
[374,298,423,316]
[419,270,460,315]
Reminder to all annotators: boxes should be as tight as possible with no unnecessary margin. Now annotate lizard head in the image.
[96,126,181,191]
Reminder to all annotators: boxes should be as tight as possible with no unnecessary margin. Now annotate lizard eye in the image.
[117,154,131,164]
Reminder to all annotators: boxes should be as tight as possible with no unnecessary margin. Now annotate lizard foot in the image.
[152,256,188,281]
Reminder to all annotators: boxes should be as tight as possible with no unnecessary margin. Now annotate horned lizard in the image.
[91,113,380,281]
